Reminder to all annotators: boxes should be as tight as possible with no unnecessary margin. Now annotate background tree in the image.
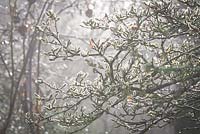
[0,0,54,133]
[38,0,200,134]
[0,0,93,133]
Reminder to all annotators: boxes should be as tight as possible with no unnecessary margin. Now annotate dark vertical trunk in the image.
[27,39,36,134]
[0,1,15,133]
[35,39,41,134]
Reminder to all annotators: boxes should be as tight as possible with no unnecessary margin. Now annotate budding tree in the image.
[37,0,200,134]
